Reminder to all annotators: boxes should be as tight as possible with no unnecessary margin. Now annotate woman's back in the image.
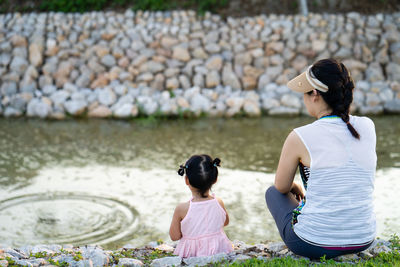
[293,115,377,246]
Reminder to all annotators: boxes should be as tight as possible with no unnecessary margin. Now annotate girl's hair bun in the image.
[212,158,221,167]
[178,165,185,176]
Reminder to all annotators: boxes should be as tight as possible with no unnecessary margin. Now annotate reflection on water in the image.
[0,116,399,248]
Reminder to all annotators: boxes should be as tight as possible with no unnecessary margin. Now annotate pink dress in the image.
[174,195,233,258]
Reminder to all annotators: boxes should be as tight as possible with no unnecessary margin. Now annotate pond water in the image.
[0,116,399,249]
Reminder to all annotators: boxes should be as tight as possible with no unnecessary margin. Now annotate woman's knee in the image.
[265,185,278,205]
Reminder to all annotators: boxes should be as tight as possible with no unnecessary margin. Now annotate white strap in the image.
[305,66,329,92]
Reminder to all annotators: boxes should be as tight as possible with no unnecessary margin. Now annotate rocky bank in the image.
[0,238,397,267]
[1,10,400,119]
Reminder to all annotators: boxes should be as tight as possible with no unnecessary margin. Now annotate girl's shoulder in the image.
[215,197,226,209]
[175,201,190,220]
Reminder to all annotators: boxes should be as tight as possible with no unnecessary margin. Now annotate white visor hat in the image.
[287,66,329,93]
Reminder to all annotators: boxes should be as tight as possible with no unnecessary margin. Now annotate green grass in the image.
[210,251,400,266]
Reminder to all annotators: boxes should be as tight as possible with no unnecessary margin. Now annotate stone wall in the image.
[0,10,400,119]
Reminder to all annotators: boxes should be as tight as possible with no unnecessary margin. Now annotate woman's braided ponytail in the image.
[311,59,360,139]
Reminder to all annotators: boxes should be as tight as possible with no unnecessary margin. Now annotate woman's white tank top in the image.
[293,115,377,246]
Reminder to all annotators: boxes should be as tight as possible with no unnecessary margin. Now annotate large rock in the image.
[221,64,240,90]
[206,71,220,88]
[114,103,138,118]
[386,63,400,81]
[172,47,190,62]
[64,100,87,116]
[1,82,18,96]
[26,98,51,118]
[98,88,117,106]
[205,55,223,71]
[118,258,143,267]
[150,256,181,267]
[88,105,112,118]
[29,43,43,67]
[101,54,116,67]
[182,253,228,267]
[10,56,28,75]
[190,93,211,113]
[281,94,301,109]
[384,99,400,113]
[80,246,109,267]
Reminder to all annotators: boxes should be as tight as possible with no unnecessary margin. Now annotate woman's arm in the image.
[275,130,308,197]
[217,197,229,226]
[169,202,188,241]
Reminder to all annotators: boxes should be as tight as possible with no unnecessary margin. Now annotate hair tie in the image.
[212,158,221,167]
[177,164,186,176]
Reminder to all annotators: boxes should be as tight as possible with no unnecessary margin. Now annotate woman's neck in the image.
[316,109,333,119]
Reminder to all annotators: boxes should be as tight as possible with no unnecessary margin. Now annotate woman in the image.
[265,58,376,259]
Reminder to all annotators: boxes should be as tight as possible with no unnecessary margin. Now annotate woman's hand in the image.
[290,182,305,202]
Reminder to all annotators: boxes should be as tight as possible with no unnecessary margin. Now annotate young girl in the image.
[169,154,233,258]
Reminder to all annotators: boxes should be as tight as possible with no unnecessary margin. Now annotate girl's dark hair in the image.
[177,155,221,197]
[310,58,360,139]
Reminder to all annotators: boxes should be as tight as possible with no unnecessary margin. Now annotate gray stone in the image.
[10,93,32,111]
[4,106,22,117]
[205,55,223,71]
[50,90,70,106]
[80,247,109,267]
[0,53,11,66]
[118,258,143,267]
[366,93,381,107]
[359,105,383,115]
[337,254,359,261]
[386,62,400,81]
[379,89,394,102]
[150,256,181,267]
[42,85,57,95]
[101,55,116,67]
[179,75,191,89]
[76,74,92,88]
[15,260,33,267]
[365,62,384,82]
[193,74,204,88]
[73,259,93,267]
[266,242,287,253]
[356,80,371,92]
[205,43,221,53]
[206,71,220,88]
[10,56,29,75]
[64,100,87,116]
[172,47,190,62]
[262,98,280,110]
[114,103,137,118]
[243,99,261,116]
[183,253,228,267]
[98,88,117,106]
[1,82,18,95]
[26,99,51,118]
[269,106,300,116]
[222,64,242,89]
[190,93,211,113]
[384,99,400,113]
[141,61,164,73]
[138,97,158,115]
[233,254,252,262]
[281,94,301,109]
